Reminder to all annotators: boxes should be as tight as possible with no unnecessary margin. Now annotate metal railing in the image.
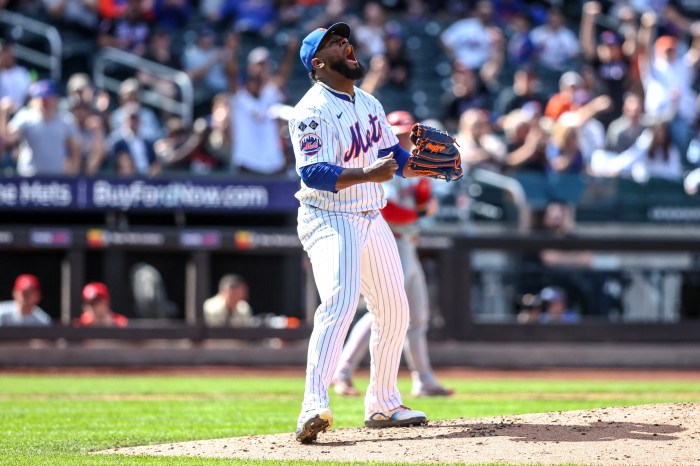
[469,168,531,232]
[93,47,194,124]
[0,10,62,81]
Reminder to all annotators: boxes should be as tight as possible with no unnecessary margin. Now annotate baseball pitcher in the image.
[289,22,461,444]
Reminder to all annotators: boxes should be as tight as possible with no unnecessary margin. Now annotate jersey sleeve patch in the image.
[299,132,323,157]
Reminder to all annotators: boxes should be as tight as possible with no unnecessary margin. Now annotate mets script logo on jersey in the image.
[300,133,323,157]
[343,114,382,162]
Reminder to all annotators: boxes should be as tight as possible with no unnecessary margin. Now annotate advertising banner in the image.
[0,176,300,212]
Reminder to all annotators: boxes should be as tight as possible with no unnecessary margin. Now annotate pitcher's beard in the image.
[328,57,366,80]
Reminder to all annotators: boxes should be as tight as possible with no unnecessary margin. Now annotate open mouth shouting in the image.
[345,45,358,66]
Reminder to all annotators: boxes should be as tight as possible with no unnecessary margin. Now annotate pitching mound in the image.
[104,403,700,465]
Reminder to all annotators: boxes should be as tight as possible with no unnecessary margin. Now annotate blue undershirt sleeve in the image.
[378,143,411,177]
[299,163,344,192]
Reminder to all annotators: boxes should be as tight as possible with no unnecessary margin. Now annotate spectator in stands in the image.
[506,11,536,67]
[612,4,645,95]
[197,92,232,170]
[42,0,99,40]
[441,64,492,133]
[530,7,580,90]
[606,92,646,152]
[638,12,700,156]
[456,108,507,174]
[357,26,412,97]
[64,73,94,109]
[538,286,581,324]
[152,0,191,33]
[0,80,81,177]
[634,120,683,181]
[109,78,163,141]
[547,115,586,175]
[579,62,607,99]
[218,0,277,38]
[74,282,128,327]
[352,2,387,60]
[382,26,412,91]
[98,0,152,57]
[68,99,108,175]
[494,65,546,118]
[501,108,548,173]
[0,274,51,326]
[154,117,219,174]
[580,1,636,125]
[591,118,683,182]
[138,27,181,101]
[204,274,254,327]
[562,92,611,164]
[183,27,236,106]
[228,38,297,175]
[440,0,501,70]
[0,39,31,112]
[63,73,112,135]
[110,103,161,176]
[544,71,584,121]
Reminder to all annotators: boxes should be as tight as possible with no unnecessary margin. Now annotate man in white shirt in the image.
[183,27,231,98]
[530,7,580,73]
[0,39,31,110]
[440,0,499,70]
[203,274,254,327]
[0,274,52,326]
[638,12,700,156]
[229,39,297,175]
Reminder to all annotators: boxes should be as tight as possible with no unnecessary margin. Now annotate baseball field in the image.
[3,368,700,465]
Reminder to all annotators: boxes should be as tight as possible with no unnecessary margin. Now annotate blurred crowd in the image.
[2,0,700,322]
[0,0,697,196]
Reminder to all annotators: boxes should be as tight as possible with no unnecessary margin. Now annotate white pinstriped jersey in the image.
[289,82,399,212]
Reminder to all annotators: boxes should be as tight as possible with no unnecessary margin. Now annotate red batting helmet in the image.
[387,110,416,135]
[82,282,110,303]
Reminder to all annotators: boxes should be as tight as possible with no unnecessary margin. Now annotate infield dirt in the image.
[106,402,700,465]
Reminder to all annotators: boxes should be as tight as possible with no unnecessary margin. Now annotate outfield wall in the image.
[1,342,699,368]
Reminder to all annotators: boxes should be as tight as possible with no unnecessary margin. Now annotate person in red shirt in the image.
[75,282,128,327]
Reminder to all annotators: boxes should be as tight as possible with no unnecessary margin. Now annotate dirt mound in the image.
[105,403,700,465]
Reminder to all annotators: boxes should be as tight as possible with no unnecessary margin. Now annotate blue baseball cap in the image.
[29,79,58,98]
[300,22,351,72]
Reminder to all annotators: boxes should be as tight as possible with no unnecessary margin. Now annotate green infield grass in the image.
[1,372,699,465]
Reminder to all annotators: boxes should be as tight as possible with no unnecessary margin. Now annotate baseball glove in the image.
[408,123,463,182]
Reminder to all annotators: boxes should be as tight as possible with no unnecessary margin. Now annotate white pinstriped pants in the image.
[297,204,409,419]
[334,235,438,390]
